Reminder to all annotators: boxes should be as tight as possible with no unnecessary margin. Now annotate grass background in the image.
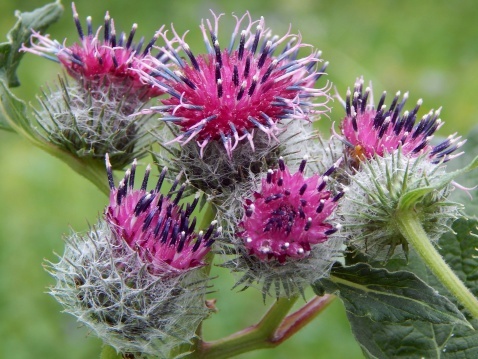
[1,1,478,358]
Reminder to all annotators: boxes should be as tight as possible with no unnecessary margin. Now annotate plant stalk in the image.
[396,209,478,319]
[186,294,334,359]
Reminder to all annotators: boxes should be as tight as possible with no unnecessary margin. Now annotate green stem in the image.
[273,295,335,345]
[187,294,334,359]
[396,209,478,319]
[190,296,298,359]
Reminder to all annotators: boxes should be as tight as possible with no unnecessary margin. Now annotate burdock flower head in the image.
[21,4,173,168]
[138,11,331,158]
[337,77,464,167]
[224,157,344,298]
[21,3,166,104]
[105,155,219,271]
[45,156,219,357]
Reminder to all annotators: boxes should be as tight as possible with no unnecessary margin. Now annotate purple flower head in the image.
[238,157,342,264]
[138,11,331,157]
[105,155,219,272]
[21,3,166,101]
[338,78,464,165]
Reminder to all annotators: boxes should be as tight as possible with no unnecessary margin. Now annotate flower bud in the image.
[20,4,175,169]
[338,151,460,261]
[34,77,154,169]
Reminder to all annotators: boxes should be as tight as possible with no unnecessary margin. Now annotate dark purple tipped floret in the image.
[105,155,219,271]
[340,77,464,163]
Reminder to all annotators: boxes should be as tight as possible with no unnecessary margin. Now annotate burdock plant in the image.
[2,2,478,359]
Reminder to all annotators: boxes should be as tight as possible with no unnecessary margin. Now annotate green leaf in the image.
[0,79,38,144]
[439,218,478,296]
[437,218,478,357]
[0,1,63,132]
[0,79,41,143]
[349,316,453,359]
[0,0,63,87]
[342,218,478,358]
[313,263,468,326]
[441,319,478,358]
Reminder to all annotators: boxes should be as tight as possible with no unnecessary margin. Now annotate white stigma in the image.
[260,246,271,254]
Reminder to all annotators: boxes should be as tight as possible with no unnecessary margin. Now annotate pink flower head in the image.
[238,157,342,264]
[339,78,464,164]
[105,155,219,272]
[138,11,331,157]
[21,3,166,100]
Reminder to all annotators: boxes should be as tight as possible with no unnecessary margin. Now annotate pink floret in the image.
[105,156,218,272]
[238,157,341,263]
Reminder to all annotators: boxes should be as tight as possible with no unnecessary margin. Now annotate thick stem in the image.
[193,297,298,359]
[273,294,335,345]
[186,294,334,359]
[396,209,478,319]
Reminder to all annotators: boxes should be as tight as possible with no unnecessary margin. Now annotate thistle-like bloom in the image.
[105,155,219,271]
[239,157,342,263]
[138,11,330,157]
[224,157,343,298]
[45,157,219,356]
[21,3,166,102]
[338,78,464,165]
[22,4,173,168]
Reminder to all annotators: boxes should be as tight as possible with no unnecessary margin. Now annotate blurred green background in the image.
[1,1,478,358]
